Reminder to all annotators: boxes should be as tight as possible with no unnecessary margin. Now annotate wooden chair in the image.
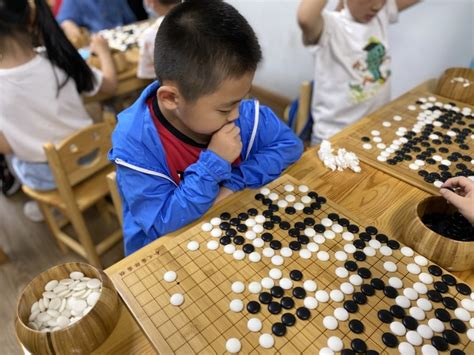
[22,115,122,268]
[106,171,123,227]
[0,246,8,265]
[284,81,313,136]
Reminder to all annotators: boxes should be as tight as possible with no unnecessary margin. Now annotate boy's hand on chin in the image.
[208,123,242,163]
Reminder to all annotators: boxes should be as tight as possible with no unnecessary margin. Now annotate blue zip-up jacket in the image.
[109,82,303,255]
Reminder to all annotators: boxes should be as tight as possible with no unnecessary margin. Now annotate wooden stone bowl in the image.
[401,196,474,271]
[15,262,120,355]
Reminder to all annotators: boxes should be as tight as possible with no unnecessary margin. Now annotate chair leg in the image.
[38,202,69,254]
[68,209,102,268]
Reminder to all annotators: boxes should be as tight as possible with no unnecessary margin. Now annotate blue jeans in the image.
[11,157,56,191]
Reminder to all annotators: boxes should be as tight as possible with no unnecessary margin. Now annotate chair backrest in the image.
[44,114,115,188]
[106,171,123,226]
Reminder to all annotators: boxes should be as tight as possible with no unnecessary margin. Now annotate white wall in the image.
[227,0,474,100]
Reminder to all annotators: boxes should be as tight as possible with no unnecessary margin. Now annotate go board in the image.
[110,175,474,354]
[337,91,474,195]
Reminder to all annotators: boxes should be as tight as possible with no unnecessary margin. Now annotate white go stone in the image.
[314,235,325,244]
[187,241,199,251]
[280,247,293,258]
[260,187,270,195]
[298,185,309,193]
[396,296,411,309]
[406,330,423,346]
[271,255,284,266]
[285,194,296,202]
[319,348,334,355]
[294,202,305,211]
[421,344,438,354]
[259,333,274,349]
[249,252,261,263]
[467,329,474,342]
[327,336,343,352]
[324,230,336,240]
[330,290,344,302]
[390,321,406,336]
[388,277,403,289]
[368,239,381,249]
[247,318,262,332]
[207,240,219,250]
[301,196,312,204]
[428,318,444,333]
[45,280,59,292]
[229,299,244,312]
[269,268,282,280]
[334,307,349,321]
[268,192,278,201]
[342,232,354,241]
[340,282,354,295]
[307,242,319,252]
[277,200,288,208]
[299,249,312,259]
[323,316,338,330]
[255,215,266,224]
[362,246,376,257]
[409,306,425,320]
[419,272,433,284]
[334,251,347,261]
[343,244,356,254]
[379,246,393,256]
[331,224,343,233]
[224,244,236,254]
[261,277,274,289]
[233,250,245,260]
[279,278,293,290]
[383,261,397,272]
[417,324,433,339]
[417,298,432,312]
[461,298,474,312]
[414,255,428,266]
[304,297,318,309]
[164,271,177,283]
[231,281,245,294]
[226,338,241,353]
[398,342,415,355]
[454,307,470,322]
[315,290,329,303]
[349,275,363,286]
[248,282,262,294]
[170,293,184,306]
[252,225,264,234]
[245,218,256,227]
[321,218,333,227]
[401,246,414,257]
[70,272,84,280]
[404,288,419,301]
[304,228,316,237]
[407,263,421,275]
[335,267,349,278]
[284,184,294,192]
[201,222,213,232]
[262,247,275,258]
[210,217,221,226]
[317,251,330,261]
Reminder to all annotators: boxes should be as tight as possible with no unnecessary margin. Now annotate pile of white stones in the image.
[28,271,102,332]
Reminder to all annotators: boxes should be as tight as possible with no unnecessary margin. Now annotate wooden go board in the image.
[337,90,474,195]
[110,175,474,354]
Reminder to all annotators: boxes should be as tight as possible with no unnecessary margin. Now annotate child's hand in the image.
[440,177,474,224]
[90,34,110,56]
[208,123,242,163]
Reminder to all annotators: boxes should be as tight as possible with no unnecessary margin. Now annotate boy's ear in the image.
[157,85,180,111]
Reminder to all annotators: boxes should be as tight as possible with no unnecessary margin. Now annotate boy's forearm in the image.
[298,0,327,45]
[97,51,118,95]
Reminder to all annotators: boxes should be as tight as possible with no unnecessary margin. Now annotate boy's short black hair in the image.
[154,0,262,101]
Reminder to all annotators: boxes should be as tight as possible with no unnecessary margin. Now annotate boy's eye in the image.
[218,109,232,114]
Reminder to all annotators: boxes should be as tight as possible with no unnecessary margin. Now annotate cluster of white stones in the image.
[28,271,102,332]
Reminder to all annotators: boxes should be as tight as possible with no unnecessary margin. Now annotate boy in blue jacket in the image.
[109,0,304,255]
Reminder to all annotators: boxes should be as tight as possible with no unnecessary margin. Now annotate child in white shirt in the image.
[298,0,420,145]
[137,0,180,79]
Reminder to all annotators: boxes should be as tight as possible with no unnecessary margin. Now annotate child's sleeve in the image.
[222,105,304,192]
[121,0,137,24]
[116,150,231,240]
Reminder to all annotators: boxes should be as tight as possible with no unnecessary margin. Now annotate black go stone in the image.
[303,207,314,215]
[268,301,282,315]
[371,278,385,290]
[351,338,367,353]
[384,286,398,299]
[297,235,310,244]
[288,228,300,237]
[296,307,310,320]
[271,286,284,298]
[344,300,359,313]
[378,310,393,324]
[428,290,443,303]
[259,292,272,304]
[390,305,406,319]
[450,319,467,333]
[220,212,231,220]
[285,207,296,215]
[272,322,286,336]
[270,240,282,250]
[268,204,279,212]
[367,351,379,355]
[308,191,318,199]
[345,261,358,272]
[442,296,458,310]
[236,224,247,233]
[242,244,255,254]
[339,218,350,227]
[295,222,306,230]
[261,233,273,242]
[434,281,449,293]
[456,283,471,295]
[435,308,451,322]
[317,196,327,204]
[353,251,367,261]
[247,301,260,314]
[432,336,449,351]
[387,240,400,250]
[263,221,274,230]
[376,234,389,243]
[366,226,378,235]
[230,217,240,226]
[359,232,372,242]
[238,212,248,220]
[382,333,398,348]
[311,202,321,210]
[349,319,364,334]
[219,222,231,230]
[341,349,355,355]
[304,217,315,226]
[353,240,366,249]
[428,265,443,276]
[292,287,306,299]
[219,236,231,245]
[281,313,296,326]
[271,215,281,224]
[361,284,375,296]
[280,297,294,309]
[289,241,301,251]
[314,224,325,233]
[263,210,273,218]
[402,316,418,330]
[358,267,372,279]
[328,213,339,221]
[353,292,367,305]
[443,329,460,345]
[226,229,237,238]
[279,221,291,230]
[289,269,303,281]
[450,350,466,355]
[262,198,272,206]
[348,224,360,233]
[442,274,457,286]
[254,193,264,201]
[233,236,245,245]
[247,208,258,216]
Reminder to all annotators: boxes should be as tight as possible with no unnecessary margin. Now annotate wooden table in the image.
[92,107,474,353]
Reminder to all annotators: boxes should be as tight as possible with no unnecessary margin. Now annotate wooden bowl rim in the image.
[16,262,110,334]
[416,196,473,245]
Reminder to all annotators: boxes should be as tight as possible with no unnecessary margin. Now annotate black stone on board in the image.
[382,333,398,348]
[402,316,418,330]
[281,313,296,326]
[371,278,385,290]
[358,267,372,279]
[270,286,284,298]
[259,292,272,304]
[344,300,359,313]
[450,318,467,333]
[431,336,449,351]
[390,305,405,319]
[353,292,367,305]
[296,307,310,320]
[344,261,358,272]
[378,310,393,324]
[270,240,282,250]
[435,308,451,322]
[289,269,303,281]
[443,329,460,345]
[456,283,471,295]
[351,338,367,353]
[268,301,282,314]
[242,244,255,254]
[292,287,306,299]
[280,297,294,309]
[428,265,443,276]
[427,290,443,303]
[349,319,364,334]
[272,322,286,336]
[247,301,260,314]
[442,296,458,310]
[434,281,449,293]
[383,286,398,299]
